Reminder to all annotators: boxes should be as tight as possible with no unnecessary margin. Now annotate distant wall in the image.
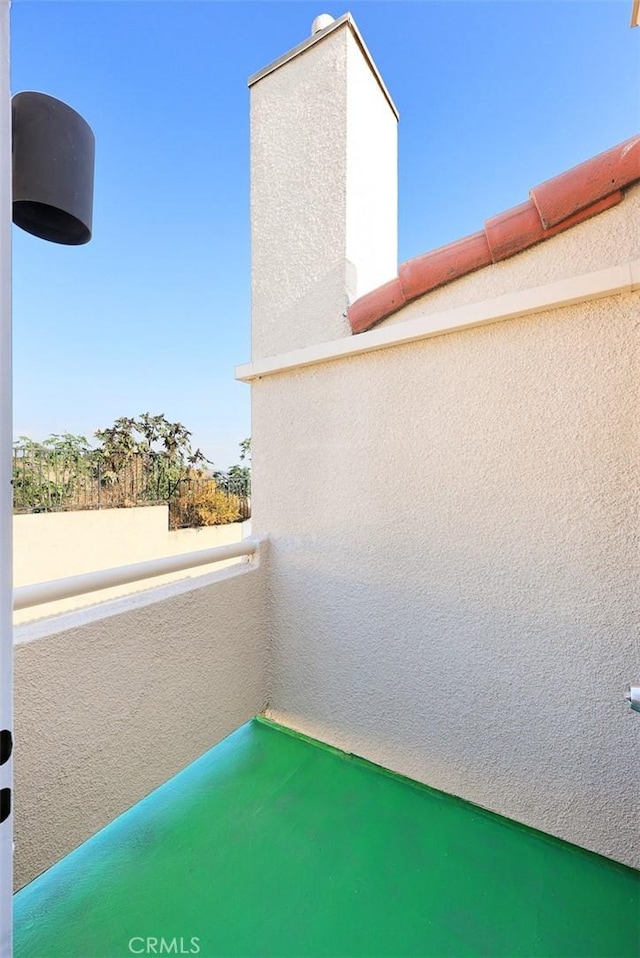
[14,506,247,622]
[14,551,268,889]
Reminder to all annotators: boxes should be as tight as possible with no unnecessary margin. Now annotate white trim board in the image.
[236,260,640,382]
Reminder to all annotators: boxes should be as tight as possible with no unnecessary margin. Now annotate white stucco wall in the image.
[252,269,639,867]
[250,18,397,360]
[13,552,268,889]
[13,507,247,622]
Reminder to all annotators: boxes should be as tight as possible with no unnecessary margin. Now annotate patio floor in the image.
[14,716,639,957]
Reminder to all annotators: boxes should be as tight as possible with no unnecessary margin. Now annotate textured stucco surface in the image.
[254,292,640,868]
[250,23,396,360]
[13,508,246,622]
[385,183,640,326]
[13,556,268,889]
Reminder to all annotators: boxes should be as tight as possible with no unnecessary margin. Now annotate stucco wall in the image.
[14,552,268,889]
[250,21,396,360]
[253,288,639,868]
[14,506,247,622]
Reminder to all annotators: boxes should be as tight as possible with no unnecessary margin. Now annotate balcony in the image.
[7,10,640,957]
[11,537,640,957]
[14,714,639,958]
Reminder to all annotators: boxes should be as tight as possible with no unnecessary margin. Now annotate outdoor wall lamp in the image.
[11,91,94,245]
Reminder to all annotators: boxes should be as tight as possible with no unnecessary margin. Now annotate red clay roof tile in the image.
[486,191,624,263]
[399,231,492,301]
[531,135,640,228]
[349,278,405,335]
[348,134,640,334]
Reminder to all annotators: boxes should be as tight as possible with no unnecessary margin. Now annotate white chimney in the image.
[249,12,398,360]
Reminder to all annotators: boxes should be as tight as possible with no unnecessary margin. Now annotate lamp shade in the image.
[12,92,95,245]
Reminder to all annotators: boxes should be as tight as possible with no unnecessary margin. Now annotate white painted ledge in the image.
[13,552,265,648]
[13,538,259,611]
[236,259,640,382]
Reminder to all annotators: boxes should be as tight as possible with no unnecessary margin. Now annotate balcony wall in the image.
[14,507,248,622]
[250,194,640,869]
[13,548,268,889]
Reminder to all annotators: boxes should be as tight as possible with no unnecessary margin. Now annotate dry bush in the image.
[169,482,242,530]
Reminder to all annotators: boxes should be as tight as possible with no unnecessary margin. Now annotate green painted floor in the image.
[14,717,640,958]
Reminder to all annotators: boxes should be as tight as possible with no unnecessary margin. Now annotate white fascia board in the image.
[236,260,640,382]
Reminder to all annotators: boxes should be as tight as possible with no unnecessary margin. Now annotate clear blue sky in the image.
[10,1,640,470]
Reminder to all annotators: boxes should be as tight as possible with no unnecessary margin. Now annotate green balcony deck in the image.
[14,717,639,958]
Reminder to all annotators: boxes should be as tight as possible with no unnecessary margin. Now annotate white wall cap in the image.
[236,259,640,382]
[13,541,267,646]
[248,12,399,120]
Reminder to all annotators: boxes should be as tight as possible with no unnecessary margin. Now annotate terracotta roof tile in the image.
[531,136,640,228]
[485,200,544,262]
[349,278,405,335]
[486,191,624,263]
[399,231,492,301]
[348,134,640,334]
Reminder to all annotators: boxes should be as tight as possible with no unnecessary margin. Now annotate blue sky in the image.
[10,1,640,470]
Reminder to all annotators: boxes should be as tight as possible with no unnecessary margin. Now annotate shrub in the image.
[169,481,242,530]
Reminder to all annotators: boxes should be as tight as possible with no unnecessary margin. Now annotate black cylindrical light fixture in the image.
[12,92,95,245]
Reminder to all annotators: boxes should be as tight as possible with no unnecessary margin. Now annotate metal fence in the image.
[12,446,173,513]
[12,446,250,527]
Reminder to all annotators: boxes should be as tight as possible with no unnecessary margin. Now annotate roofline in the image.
[237,259,640,382]
[348,134,640,334]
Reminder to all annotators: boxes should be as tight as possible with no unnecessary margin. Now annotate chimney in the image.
[249,13,398,360]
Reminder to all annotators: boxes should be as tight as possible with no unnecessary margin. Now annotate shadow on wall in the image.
[265,524,636,868]
[13,555,269,890]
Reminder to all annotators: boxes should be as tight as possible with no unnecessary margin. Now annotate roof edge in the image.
[349,134,640,335]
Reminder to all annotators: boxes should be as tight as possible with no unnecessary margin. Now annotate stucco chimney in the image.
[249,13,398,360]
